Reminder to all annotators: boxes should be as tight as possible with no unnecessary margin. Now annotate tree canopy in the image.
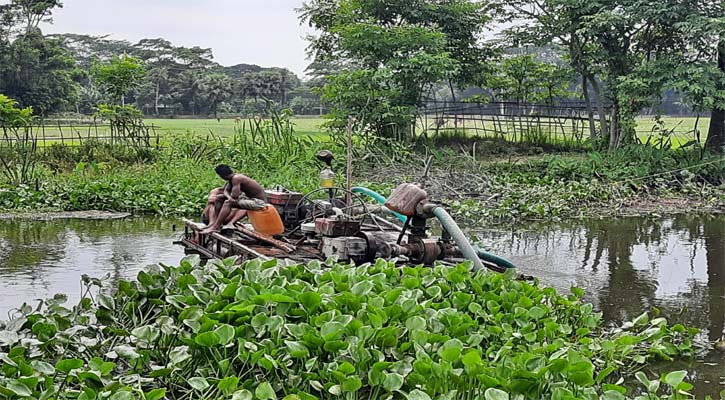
[299,0,495,137]
[497,0,725,151]
[0,0,77,115]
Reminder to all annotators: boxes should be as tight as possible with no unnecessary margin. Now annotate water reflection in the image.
[476,214,725,396]
[0,217,184,317]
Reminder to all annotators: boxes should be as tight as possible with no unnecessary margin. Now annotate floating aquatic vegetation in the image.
[0,257,704,399]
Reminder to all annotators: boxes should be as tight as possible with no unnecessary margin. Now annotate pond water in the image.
[474,214,725,396]
[0,214,723,395]
[0,217,184,317]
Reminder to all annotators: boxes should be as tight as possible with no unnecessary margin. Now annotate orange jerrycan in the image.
[248,205,284,236]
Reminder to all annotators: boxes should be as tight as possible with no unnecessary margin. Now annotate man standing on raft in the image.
[202,164,267,233]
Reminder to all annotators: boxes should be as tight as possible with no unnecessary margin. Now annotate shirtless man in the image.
[202,164,266,233]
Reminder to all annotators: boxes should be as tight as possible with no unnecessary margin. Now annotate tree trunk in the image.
[708,108,725,154]
[706,39,725,154]
[448,79,457,102]
[154,81,160,116]
[589,76,609,141]
[582,74,597,141]
[609,102,620,151]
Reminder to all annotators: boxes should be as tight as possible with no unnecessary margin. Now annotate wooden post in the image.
[346,117,354,208]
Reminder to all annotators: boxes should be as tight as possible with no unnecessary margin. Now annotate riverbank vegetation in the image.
[0,256,704,399]
[1,67,723,221]
[1,114,722,222]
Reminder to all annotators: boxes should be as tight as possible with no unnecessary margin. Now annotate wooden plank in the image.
[179,239,217,259]
[209,232,271,261]
[234,225,296,253]
[182,218,271,261]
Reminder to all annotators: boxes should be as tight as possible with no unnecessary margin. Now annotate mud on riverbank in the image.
[354,157,725,224]
[0,210,132,220]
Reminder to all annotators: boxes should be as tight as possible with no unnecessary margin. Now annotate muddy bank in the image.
[354,158,725,223]
[0,210,132,221]
[604,196,725,217]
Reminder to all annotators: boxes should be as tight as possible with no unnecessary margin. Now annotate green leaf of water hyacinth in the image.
[188,377,210,391]
[664,370,687,388]
[6,380,32,397]
[231,389,253,400]
[214,324,235,345]
[55,358,83,374]
[406,389,432,400]
[132,325,160,342]
[255,381,275,400]
[217,375,239,395]
[0,256,700,400]
[484,388,509,400]
[194,331,221,347]
[145,388,167,400]
[383,373,404,392]
[110,391,134,400]
[341,376,363,392]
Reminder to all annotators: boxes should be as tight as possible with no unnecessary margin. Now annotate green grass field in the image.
[635,116,710,142]
[145,117,328,137]
[18,115,710,148]
[145,115,707,138]
[425,115,709,148]
[19,117,328,147]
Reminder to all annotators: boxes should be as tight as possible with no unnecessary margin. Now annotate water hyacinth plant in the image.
[0,257,707,400]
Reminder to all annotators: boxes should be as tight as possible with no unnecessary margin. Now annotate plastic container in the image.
[384,183,428,216]
[319,167,335,188]
[248,205,285,236]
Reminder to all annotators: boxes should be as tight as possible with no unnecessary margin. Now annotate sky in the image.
[37,0,315,77]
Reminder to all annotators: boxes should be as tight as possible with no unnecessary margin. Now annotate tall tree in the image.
[15,0,63,34]
[500,0,694,149]
[0,32,78,114]
[171,70,203,115]
[658,0,724,154]
[0,0,77,114]
[143,66,169,115]
[299,0,494,138]
[199,73,233,118]
[0,0,62,37]
[91,55,145,106]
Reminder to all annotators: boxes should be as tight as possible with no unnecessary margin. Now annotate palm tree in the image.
[170,70,203,115]
[147,66,169,116]
[199,73,233,119]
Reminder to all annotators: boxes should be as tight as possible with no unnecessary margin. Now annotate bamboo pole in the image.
[346,117,354,208]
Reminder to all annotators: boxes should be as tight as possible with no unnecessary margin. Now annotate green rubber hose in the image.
[351,187,407,223]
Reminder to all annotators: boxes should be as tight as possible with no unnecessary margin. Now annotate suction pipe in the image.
[351,187,407,223]
[352,186,517,272]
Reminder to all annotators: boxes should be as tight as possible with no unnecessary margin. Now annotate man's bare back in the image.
[223,174,265,201]
[202,165,266,233]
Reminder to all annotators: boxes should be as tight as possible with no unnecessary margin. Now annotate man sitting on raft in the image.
[202,164,266,233]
